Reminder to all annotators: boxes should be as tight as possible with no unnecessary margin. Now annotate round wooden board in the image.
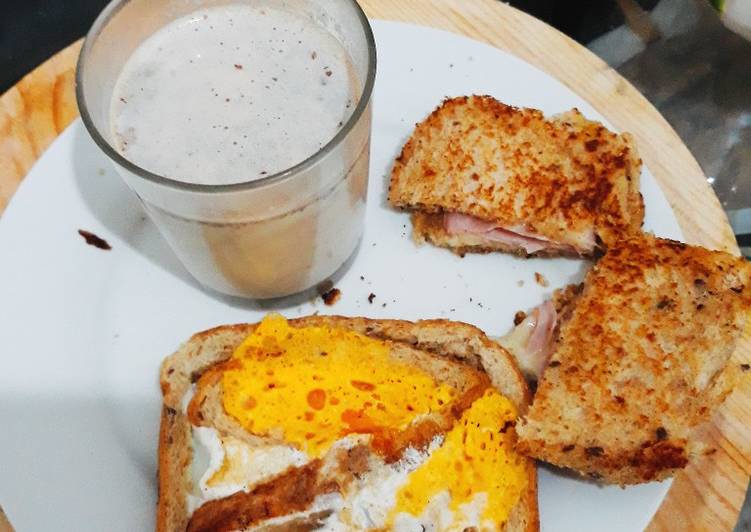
[1,0,749,530]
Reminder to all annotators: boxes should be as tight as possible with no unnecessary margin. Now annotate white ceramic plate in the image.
[0,20,682,531]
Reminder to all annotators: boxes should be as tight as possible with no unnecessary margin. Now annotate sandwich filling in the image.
[499,301,558,381]
[186,315,529,530]
[443,212,591,256]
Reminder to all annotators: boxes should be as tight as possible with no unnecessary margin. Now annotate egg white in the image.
[391,491,489,532]
[188,426,308,512]
[186,425,488,530]
[180,380,488,531]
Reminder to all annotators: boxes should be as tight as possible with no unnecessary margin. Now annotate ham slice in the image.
[443,212,580,255]
[499,301,557,382]
[443,213,498,234]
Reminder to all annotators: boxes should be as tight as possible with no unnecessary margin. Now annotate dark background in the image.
[1,0,659,93]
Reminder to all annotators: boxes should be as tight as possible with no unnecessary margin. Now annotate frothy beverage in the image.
[111,4,357,184]
[99,2,373,298]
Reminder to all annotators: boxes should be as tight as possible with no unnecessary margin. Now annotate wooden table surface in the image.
[1,0,749,530]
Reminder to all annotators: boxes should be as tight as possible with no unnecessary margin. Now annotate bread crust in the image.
[157,316,536,531]
[517,235,751,484]
[389,95,644,254]
[157,406,192,532]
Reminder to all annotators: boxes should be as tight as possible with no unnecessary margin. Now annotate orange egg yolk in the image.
[221,314,456,457]
[391,388,528,528]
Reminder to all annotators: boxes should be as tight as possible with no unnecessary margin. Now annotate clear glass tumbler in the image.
[76,0,376,298]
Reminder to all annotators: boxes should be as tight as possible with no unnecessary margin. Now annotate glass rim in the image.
[75,0,377,194]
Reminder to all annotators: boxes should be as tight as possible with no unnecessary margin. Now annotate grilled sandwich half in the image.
[389,95,644,257]
[501,234,751,484]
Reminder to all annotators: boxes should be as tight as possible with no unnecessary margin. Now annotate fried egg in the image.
[185,315,528,530]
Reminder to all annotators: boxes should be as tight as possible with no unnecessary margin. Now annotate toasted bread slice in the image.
[389,95,644,256]
[516,234,751,484]
[158,316,536,531]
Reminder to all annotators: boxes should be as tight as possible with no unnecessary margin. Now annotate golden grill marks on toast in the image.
[389,95,644,257]
[514,234,751,485]
[157,316,538,532]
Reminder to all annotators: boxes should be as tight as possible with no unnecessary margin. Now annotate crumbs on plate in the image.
[321,288,341,306]
[78,229,111,250]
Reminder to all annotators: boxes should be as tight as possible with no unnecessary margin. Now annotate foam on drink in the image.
[111,4,357,185]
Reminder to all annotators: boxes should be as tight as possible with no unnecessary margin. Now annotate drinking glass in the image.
[77,0,376,298]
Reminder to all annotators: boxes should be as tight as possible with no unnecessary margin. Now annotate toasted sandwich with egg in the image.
[500,234,751,485]
[388,95,644,257]
[158,314,538,531]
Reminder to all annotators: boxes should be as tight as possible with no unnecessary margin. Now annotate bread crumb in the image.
[321,288,341,306]
[78,229,111,250]
[534,272,549,287]
[513,311,527,326]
